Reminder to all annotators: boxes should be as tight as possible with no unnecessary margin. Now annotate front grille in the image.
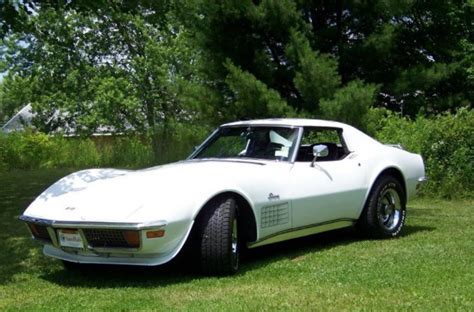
[82,229,136,248]
[28,224,52,242]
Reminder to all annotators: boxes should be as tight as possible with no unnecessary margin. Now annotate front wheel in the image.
[198,196,240,275]
[357,175,406,238]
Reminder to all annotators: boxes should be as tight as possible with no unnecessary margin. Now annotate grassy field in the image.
[0,170,472,311]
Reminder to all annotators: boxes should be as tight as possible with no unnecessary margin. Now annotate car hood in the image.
[23,159,282,223]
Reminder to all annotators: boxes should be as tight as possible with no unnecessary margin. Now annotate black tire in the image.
[357,175,406,238]
[198,196,240,275]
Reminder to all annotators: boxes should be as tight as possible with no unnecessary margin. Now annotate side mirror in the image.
[311,144,328,167]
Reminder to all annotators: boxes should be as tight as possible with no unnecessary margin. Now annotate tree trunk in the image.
[145,100,161,163]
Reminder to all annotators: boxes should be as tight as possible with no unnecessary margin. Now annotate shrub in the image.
[1,114,471,199]
[154,123,210,164]
[0,123,211,171]
[375,108,473,198]
[99,136,154,168]
[0,131,57,169]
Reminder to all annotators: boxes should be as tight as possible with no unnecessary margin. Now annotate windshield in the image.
[193,126,299,161]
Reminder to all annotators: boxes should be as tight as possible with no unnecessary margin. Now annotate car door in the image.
[289,127,367,228]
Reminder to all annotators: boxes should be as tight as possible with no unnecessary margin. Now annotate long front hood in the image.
[24,168,146,222]
[23,159,279,223]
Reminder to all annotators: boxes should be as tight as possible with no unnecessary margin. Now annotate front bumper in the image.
[19,215,192,266]
[19,215,167,230]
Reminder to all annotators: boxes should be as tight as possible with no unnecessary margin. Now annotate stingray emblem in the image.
[268,193,280,200]
[64,207,76,211]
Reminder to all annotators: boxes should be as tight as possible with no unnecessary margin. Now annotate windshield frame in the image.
[188,125,303,163]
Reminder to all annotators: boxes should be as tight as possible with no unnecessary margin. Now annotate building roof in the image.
[1,104,132,135]
[1,104,35,133]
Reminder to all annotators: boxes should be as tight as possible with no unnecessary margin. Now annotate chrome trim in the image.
[385,143,405,150]
[187,128,220,159]
[290,126,304,164]
[417,176,428,183]
[46,227,60,247]
[88,245,141,253]
[231,218,239,270]
[189,125,302,164]
[77,229,89,252]
[19,215,167,230]
[416,176,427,191]
[185,158,266,166]
[248,218,355,248]
[378,187,402,231]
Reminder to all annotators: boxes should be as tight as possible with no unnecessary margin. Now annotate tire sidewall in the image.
[199,196,240,275]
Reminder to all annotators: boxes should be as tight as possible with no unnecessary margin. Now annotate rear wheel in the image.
[358,175,406,238]
[198,196,240,275]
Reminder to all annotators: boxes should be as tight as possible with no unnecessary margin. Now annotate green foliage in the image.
[189,0,472,121]
[2,0,472,138]
[98,136,153,168]
[0,2,212,162]
[224,61,294,119]
[286,30,340,113]
[0,131,100,170]
[319,80,378,131]
[153,122,210,164]
[0,124,210,171]
[0,75,34,123]
[375,108,474,198]
[460,39,474,90]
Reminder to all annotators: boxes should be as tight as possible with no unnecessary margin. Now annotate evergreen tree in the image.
[185,0,473,123]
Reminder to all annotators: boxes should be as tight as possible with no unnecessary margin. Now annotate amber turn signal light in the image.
[146,229,165,238]
[123,231,140,248]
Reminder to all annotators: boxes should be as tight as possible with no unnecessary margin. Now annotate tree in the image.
[1,0,472,140]
[185,0,472,121]
[223,60,294,119]
[0,1,210,158]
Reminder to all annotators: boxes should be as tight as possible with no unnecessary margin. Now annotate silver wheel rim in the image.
[378,188,401,231]
[231,219,238,267]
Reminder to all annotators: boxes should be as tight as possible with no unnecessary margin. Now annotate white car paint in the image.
[20,118,426,266]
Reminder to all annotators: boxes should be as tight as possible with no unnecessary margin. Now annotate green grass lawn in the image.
[0,170,472,311]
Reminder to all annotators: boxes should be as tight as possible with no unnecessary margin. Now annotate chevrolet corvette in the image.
[20,119,426,275]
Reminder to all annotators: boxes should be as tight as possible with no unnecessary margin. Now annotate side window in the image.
[296,128,347,162]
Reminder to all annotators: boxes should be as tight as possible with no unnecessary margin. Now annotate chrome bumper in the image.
[19,215,167,230]
[19,215,168,253]
[19,215,189,266]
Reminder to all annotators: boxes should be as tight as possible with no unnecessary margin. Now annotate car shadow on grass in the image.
[39,258,203,288]
[39,224,434,288]
[240,224,435,273]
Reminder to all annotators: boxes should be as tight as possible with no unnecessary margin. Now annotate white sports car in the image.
[20,119,426,275]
